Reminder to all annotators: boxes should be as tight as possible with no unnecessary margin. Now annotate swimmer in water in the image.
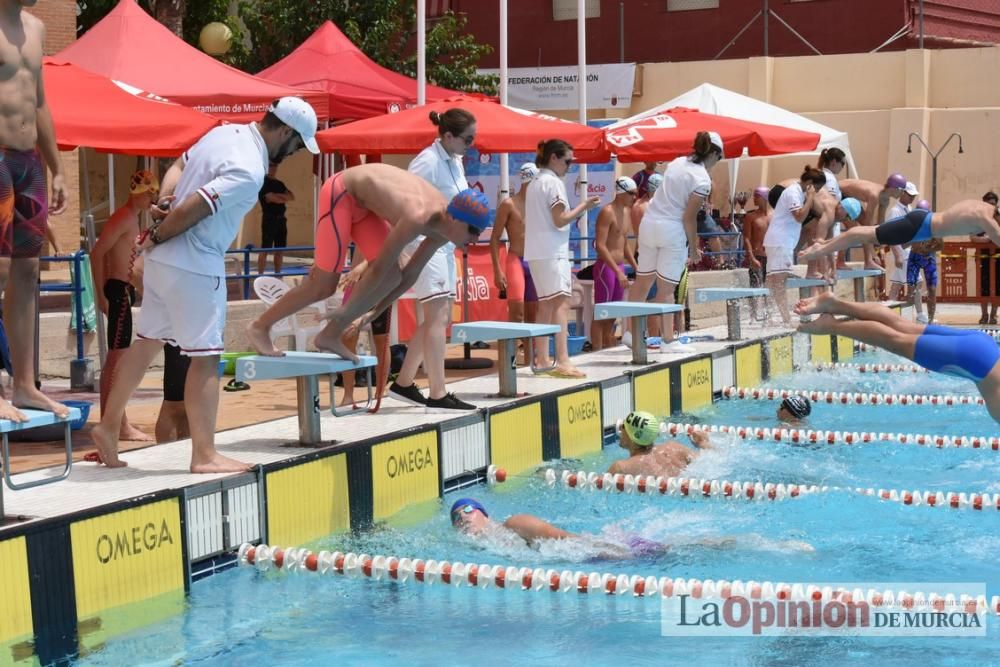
[608,410,713,477]
[795,292,1000,424]
[777,395,812,425]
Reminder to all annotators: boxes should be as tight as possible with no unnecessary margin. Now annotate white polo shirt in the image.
[888,201,909,220]
[523,167,570,261]
[644,156,711,225]
[764,181,806,248]
[823,168,842,201]
[147,123,268,277]
[408,139,468,200]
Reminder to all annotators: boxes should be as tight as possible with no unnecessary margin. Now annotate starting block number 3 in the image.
[242,361,256,380]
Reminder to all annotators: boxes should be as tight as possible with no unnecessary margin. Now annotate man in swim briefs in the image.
[247,163,491,362]
[799,199,1000,264]
[608,410,712,477]
[796,292,1000,424]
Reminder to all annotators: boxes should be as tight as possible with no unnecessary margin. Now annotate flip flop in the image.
[223,380,251,392]
[543,369,587,379]
[83,451,102,463]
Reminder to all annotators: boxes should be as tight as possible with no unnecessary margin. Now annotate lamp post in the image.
[906,132,963,210]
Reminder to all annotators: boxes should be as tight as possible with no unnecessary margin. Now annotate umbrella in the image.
[316,95,610,162]
[604,106,820,162]
[44,58,221,156]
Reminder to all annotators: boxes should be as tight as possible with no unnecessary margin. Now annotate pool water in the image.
[76,351,1000,665]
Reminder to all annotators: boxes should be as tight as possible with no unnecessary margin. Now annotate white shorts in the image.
[411,241,456,303]
[764,245,795,274]
[891,266,906,284]
[528,257,572,300]
[636,217,686,283]
[137,258,227,356]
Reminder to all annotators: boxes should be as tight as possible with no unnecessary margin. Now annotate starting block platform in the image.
[593,301,683,364]
[837,268,884,302]
[1,407,80,518]
[451,322,560,397]
[236,352,377,445]
[694,288,770,341]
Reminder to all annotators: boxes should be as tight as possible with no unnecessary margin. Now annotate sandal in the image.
[223,379,251,392]
[83,451,102,463]
[980,315,990,325]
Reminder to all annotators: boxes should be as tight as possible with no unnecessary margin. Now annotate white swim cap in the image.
[519,163,539,183]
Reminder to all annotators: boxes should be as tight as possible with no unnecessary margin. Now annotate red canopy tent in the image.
[44,59,220,156]
[57,0,328,122]
[316,95,610,162]
[258,21,460,122]
[604,107,820,162]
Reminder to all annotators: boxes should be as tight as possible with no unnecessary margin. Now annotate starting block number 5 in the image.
[242,360,256,380]
[597,308,610,319]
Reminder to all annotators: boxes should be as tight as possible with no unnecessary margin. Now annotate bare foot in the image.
[314,323,360,363]
[119,423,153,442]
[0,397,28,423]
[797,243,827,262]
[792,291,839,317]
[246,320,283,356]
[90,422,128,468]
[862,262,884,271]
[11,386,70,419]
[797,313,836,334]
[190,451,253,474]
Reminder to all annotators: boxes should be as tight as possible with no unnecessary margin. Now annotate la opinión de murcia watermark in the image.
[662,583,988,637]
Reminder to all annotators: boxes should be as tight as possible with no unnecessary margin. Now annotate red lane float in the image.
[237,543,999,614]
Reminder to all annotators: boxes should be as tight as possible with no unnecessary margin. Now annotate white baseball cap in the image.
[268,97,319,154]
[707,131,725,154]
[904,181,919,196]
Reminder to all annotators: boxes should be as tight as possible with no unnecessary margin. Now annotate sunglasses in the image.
[458,134,476,146]
[451,504,476,524]
[467,225,482,237]
[563,157,574,166]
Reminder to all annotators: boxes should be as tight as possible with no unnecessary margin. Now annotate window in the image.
[667,0,720,11]
[552,0,601,21]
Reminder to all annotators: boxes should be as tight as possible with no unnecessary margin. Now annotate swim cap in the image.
[519,162,539,183]
[450,498,488,524]
[622,410,660,447]
[646,173,664,194]
[915,199,931,211]
[129,170,159,196]
[615,176,638,195]
[448,189,491,231]
[768,185,786,209]
[707,131,724,154]
[753,186,770,201]
[841,197,862,221]
[780,396,812,419]
[885,173,907,190]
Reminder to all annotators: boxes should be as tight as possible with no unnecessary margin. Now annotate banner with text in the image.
[478,64,635,111]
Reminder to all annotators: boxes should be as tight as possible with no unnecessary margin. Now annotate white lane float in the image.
[236,543,999,614]
[721,386,985,407]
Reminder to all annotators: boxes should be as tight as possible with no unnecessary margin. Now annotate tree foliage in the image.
[77,0,496,95]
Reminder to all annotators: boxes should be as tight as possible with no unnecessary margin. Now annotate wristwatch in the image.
[149,224,165,245]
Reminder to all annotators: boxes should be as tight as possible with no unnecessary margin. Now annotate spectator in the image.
[257,161,294,275]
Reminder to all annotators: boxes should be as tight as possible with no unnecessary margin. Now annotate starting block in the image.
[836,268,884,302]
[451,321,560,397]
[593,301,683,364]
[694,288,770,340]
[1,407,80,518]
[236,352,376,445]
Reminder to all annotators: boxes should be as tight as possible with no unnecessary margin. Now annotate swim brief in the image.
[913,325,1000,383]
[315,174,391,274]
[626,535,668,558]
[104,279,136,350]
[593,260,626,303]
[748,255,767,288]
[875,209,933,247]
[0,147,48,259]
[906,252,937,288]
[502,252,538,302]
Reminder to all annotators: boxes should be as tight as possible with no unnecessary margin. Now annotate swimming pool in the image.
[76,349,1000,665]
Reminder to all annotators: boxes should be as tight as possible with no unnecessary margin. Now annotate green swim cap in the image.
[622,410,660,447]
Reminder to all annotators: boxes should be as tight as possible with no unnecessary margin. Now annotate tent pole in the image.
[417,0,426,105]
[576,0,589,245]
[107,153,115,216]
[498,0,509,202]
[81,148,107,370]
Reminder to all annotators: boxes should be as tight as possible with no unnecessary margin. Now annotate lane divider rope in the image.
[721,386,985,407]
[237,543,1000,614]
[663,421,1000,451]
[812,362,927,374]
[531,466,1000,513]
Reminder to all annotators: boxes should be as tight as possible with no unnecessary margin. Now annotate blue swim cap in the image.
[841,197,862,221]
[447,189,491,231]
[450,498,488,524]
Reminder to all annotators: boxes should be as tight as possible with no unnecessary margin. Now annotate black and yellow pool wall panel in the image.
[553,386,603,459]
[371,428,440,523]
[671,356,713,414]
[632,366,671,418]
[265,453,351,546]
[489,401,544,476]
[0,535,34,664]
[810,334,833,364]
[765,335,794,379]
[734,342,763,388]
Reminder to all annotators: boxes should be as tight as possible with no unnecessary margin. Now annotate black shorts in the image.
[104,279,136,350]
[163,343,191,402]
[979,252,1000,297]
[261,217,288,249]
[748,255,767,287]
[371,308,390,336]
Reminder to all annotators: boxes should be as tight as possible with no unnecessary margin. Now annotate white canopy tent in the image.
[610,83,858,207]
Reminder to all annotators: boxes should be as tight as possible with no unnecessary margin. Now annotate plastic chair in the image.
[252,276,326,351]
